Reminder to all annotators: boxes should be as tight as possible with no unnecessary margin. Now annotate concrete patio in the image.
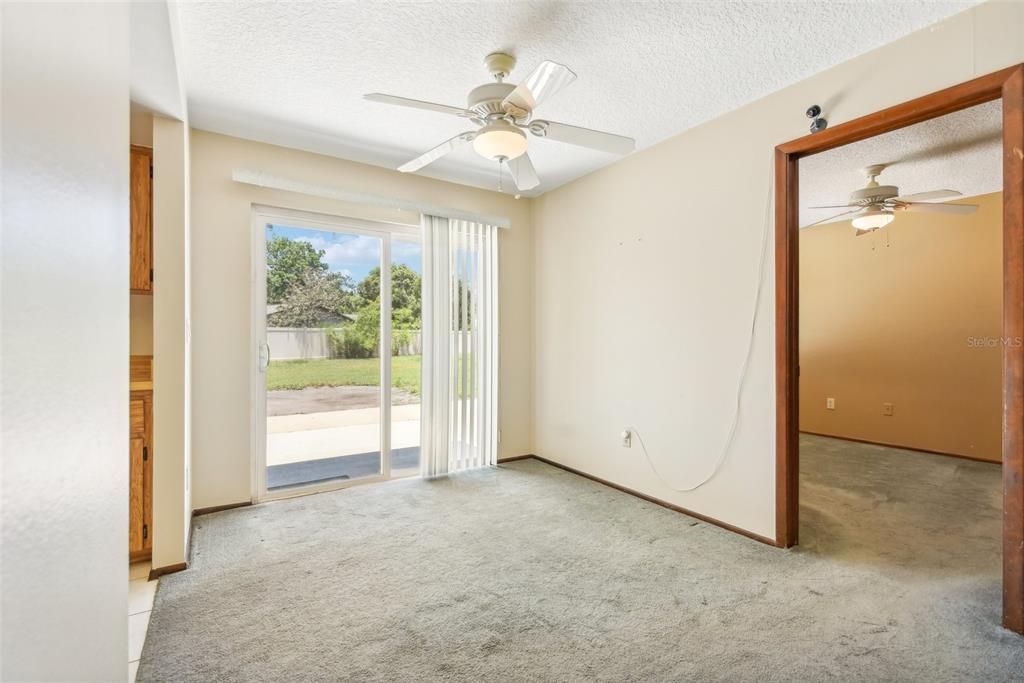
[265,386,421,488]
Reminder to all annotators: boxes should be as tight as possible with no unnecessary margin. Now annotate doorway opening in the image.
[797,100,1003,623]
[252,206,423,500]
[775,64,1024,633]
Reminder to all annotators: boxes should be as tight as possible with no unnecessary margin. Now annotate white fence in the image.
[267,328,331,361]
[394,332,422,357]
[268,327,422,361]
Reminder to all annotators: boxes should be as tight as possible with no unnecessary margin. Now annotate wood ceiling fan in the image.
[364,52,636,192]
[806,164,979,234]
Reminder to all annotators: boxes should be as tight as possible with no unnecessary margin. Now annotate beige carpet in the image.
[139,436,1024,681]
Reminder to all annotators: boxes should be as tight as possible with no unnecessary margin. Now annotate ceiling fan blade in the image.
[506,153,540,191]
[802,208,862,228]
[364,93,473,118]
[808,204,859,209]
[530,119,635,155]
[901,202,978,215]
[502,61,576,113]
[398,132,476,173]
[894,189,962,203]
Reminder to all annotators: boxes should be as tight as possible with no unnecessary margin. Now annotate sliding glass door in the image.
[253,208,421,499]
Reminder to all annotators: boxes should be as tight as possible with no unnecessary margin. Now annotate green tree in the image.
[327,303,420,358]
[266,234,328,303]
[356,264,422,319]
[268,268,357,327]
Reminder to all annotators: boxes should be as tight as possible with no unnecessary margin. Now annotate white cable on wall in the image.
[629,151,775,492]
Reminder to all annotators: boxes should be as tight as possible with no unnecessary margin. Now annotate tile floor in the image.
[129,562,158,682]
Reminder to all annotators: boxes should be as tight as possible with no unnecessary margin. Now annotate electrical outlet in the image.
[882,402,894,417]
[621,429,632,448]
[826,397,835,410]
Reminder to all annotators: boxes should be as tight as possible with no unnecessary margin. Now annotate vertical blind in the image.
[421,215,499,477]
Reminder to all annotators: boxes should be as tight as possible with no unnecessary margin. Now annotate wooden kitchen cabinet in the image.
[130,145,152,293]
[129,357,153,561]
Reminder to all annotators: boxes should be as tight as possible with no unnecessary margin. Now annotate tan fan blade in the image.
[808,204,859,209]
[506,153,540,191]
[365,93,474,118]
[894,189,962,203]
[901,202,978,215]
[398,132,476,173]
[802,208,862,228]
[502,61,576,113]
[530,120,635,155]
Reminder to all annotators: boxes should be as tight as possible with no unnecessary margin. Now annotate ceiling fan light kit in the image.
[365,51,636,193]
[473,121,528,161]
[851,206,894,231]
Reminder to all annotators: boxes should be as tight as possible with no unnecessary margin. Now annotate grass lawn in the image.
[268,355,422,395]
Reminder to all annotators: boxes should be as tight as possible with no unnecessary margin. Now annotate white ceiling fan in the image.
[806,164,979,234]
[364,52,636,192]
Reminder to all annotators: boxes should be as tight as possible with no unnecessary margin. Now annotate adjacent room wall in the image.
[799,194,1003,462]
[189,130,534,509]
[1,2,130,680]
[531,1,1024,540]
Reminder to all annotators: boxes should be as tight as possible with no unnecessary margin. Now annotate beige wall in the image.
[152,115,193,568]
[531,1,1023,540]
[131,294,154,354]
[800,193,1002,462]
[189,130,534,509]
[130,106,154,147]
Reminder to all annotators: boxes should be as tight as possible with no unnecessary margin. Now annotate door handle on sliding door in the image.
[258,341,271,372]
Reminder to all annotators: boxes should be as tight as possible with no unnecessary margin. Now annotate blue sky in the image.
[267,224,421,283]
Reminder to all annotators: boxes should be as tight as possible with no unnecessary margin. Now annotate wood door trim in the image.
[774,64,1024,634]
[775,147,800,548]
[1001,65,1024,634]
[776,65,1021,157]
[148,562,187,581]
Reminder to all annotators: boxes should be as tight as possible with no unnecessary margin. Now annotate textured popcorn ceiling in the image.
[801,100,1002,228]
[178,1,979,196]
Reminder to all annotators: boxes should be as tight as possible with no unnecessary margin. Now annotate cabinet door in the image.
[130,146,152,293]
[129,436,145,556]
[143,393,153,554]
[130,394,146,436]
